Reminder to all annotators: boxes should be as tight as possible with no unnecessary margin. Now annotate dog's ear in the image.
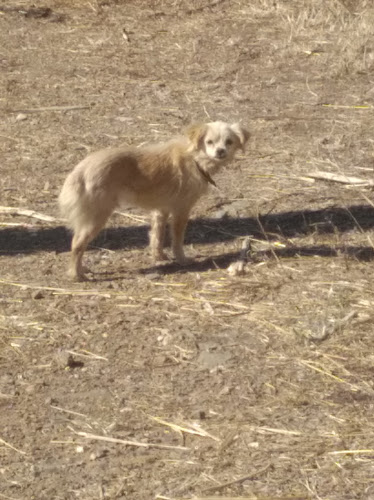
[231,123,250,150]
[186,123,208,150]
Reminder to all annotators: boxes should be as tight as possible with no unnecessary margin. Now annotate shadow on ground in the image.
[1,204,374,258]
[85,242,374,282]
[139,243,374,277]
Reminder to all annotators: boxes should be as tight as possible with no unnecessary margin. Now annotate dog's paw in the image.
[176,256,194,266]
[152,251,169,263]
[67,269,88,282]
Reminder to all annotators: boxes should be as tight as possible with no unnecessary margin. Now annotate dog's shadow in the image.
[1,204,374,269]
[139,242,374,277]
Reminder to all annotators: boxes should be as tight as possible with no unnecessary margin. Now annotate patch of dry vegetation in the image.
[276,0,374,76]
[2,0,374,499]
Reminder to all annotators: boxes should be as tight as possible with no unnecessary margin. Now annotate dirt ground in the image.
[2,1,374,499]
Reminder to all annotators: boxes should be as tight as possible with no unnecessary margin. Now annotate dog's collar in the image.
[194,161,217,187]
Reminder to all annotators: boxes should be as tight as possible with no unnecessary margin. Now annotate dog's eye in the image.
[226,138,233,146]
[206,139,214,145]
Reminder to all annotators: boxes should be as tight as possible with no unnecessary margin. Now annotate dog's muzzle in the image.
[215,148,227,159]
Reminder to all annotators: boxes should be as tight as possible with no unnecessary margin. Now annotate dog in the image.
[59,121,249,281]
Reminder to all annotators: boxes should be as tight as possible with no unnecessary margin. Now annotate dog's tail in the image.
[59,170,91,233]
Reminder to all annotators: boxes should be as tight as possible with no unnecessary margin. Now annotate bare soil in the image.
[2,1,374,499]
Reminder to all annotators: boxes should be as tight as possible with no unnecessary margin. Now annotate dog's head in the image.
[187,121,249,162]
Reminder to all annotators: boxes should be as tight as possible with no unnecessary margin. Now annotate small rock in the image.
[212,209,229,219]
[227,261,247,276]
[66,354,84,369]
[24,7,52,19]
[153,354,168,365]
[53,350,71,369]
[24,384,35,394]
[16,113,28,121]
[32,290,44,300]
[146,272,161,280]
[191,409,207,420]
[45,397,56,406]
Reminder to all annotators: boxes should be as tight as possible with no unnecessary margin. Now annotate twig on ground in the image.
[0,134,20,142]
[252,426,302,436]
[227,237,252,276]
[328,449,374,455]
[256,211,281,264]
[299,359,372,394]
[177,497,309,500]
[0,279,111,298]
[0,206,58,222]
[115,211,147,223]
[0,222,37,228]
[0,393,14,399]
[11,105,91,113]
[0,492,23,500]
[306,172,374,186]
[322,103,371,109]
[201,463,271,493]
[150,416,220,441]
[50,405,88,418]
[185,0,228,15]
[70,429,190,451]
[0,436,26,455]
[65,349,108,361]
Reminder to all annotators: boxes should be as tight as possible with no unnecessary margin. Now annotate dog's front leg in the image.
[150,210,169,262]
[171,211,192,265]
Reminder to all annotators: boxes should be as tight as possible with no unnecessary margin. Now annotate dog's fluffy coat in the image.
[59,121,249,280]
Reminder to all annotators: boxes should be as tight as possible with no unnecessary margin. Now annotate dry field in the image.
[2,0,374,499]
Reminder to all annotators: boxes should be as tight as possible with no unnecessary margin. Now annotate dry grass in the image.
[250,0,374,76]
[2,0,374,499]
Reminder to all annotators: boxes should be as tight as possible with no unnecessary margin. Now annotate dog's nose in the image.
[216,148,226,158]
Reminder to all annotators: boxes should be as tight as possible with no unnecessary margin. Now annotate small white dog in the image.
[59,121,249,281]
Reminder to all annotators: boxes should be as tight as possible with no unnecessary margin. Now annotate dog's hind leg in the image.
[150,210,169,262]
[69,228,97,281]
[69,213,111,281]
